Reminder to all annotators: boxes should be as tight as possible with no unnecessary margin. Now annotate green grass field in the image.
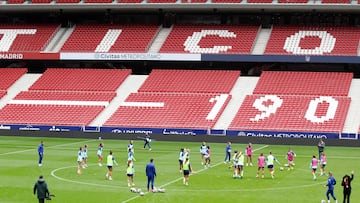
[0,135,359,203]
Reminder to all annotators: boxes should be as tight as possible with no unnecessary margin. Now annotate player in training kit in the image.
[256,153,265,179]
[246,143,253,166]
[128,148,136,162]
[143,133,151,151]
[232,150,239,177]
[320,152,327,176]
[325,172,338,203]
[311,155,319,180]
[286,148,296,170]
[224,142,232,164]
[128,140,134,153]
[37,141,44,167]
[236,151,245,178]
[77,147,84,174]
[126,160,135,186]
[83,144,88,168]
[106,150,118,181]
[204,146,211,168]
[266,151,280,179]
[97,142,104,166]
[183,158,192,185]
[179,148,185,173]
[200,142,207,165]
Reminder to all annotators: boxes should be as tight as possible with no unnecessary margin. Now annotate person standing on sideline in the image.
[106,150,118,181]
[325,171,338,203]
[224,142,232,164]
[143,133,152,151]
[146,158,156,192]
[97,142,104,166]
[37,141,44,166]
[342,171,354,203]
[33,175,50,203]
[318,138,325,161]
[311,155,319,180]
[200,142,207,165]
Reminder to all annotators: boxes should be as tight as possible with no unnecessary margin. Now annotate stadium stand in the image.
[212,0,242,3]
[0,91,7,99]
[138,69,240,93]
[0,68,130,126]
[159,25,259,54]
[229,71,352,133]
[104,69,238,128]
[0,24,59,52]
[253,71,353,96]
[29,68,131,91]
[31,0,52,3]
[228,94,351,133]
[6,0,25,4]
[321,0,350,3]
[104,92,231,128]
[56,0,80,3]
[277,0,308,3]
[264,26,360,55]
[60,24,159,52]
[117,0,142,2]
[0,68,27,90]
[247,0,272,3]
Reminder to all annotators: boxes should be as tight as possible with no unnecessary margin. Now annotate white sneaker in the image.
[109,176,112,181]
[38,164,42,167]
[99,163,102,166]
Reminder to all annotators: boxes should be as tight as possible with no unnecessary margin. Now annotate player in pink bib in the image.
[256,153,266,179]
[246,143,253,166]
[310,155,319,180]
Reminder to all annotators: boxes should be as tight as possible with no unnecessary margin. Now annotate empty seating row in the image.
[8,0,352,3]
[14,90,116,101]
[0,68,27,90]
[253,71,353,96]
[138,69,240,93]
[29,68,131,91]
[60,25,159,52]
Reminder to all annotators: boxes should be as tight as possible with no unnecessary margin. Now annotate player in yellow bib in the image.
[106,151,118,181]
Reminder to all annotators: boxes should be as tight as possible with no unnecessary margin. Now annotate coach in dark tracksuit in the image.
[33,175,50,203]
[342,171,354,203]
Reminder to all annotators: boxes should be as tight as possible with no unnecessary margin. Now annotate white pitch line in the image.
[121,145,269,203]
[0,139,98,156]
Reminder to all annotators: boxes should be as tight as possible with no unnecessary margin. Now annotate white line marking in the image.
[121,101,164,107]
[10,100,109,106]
[121,145,269,203]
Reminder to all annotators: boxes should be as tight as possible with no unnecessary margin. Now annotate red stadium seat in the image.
[60,24,159,52]
[253,71,353,96]
[138,69,240,94]
[29,68,131,92]
[14,91,116,102]
[7,0,25,4]
[31,0,52,3]
[56,0,80,3]
[0,68,27,90]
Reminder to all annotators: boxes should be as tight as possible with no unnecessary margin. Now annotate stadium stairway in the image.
[147,26,172,53]
[342,78,360,135]
[214,76,259,130]
[0,73,41,109]
[45,27,75,52]
[251,26,272,55]
[89,74,148,126]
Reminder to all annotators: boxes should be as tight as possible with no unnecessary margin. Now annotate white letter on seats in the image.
[0,29,37,51]
[95,29,122,52]
[283,31,336,55]
[183,30,236,53]
[305,96,338,123]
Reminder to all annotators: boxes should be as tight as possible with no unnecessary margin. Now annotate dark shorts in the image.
[107,165,113,170]
[179,160,183,164]
[267,165,274,169]
[127,174,133,177]
[183,170,190,175]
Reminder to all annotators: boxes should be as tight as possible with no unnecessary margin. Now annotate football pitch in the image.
[0,135,359,203]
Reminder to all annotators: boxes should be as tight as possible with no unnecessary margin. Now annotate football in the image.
[321,200,326,203]
[279,167,284,171]
[139,192,145,196]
